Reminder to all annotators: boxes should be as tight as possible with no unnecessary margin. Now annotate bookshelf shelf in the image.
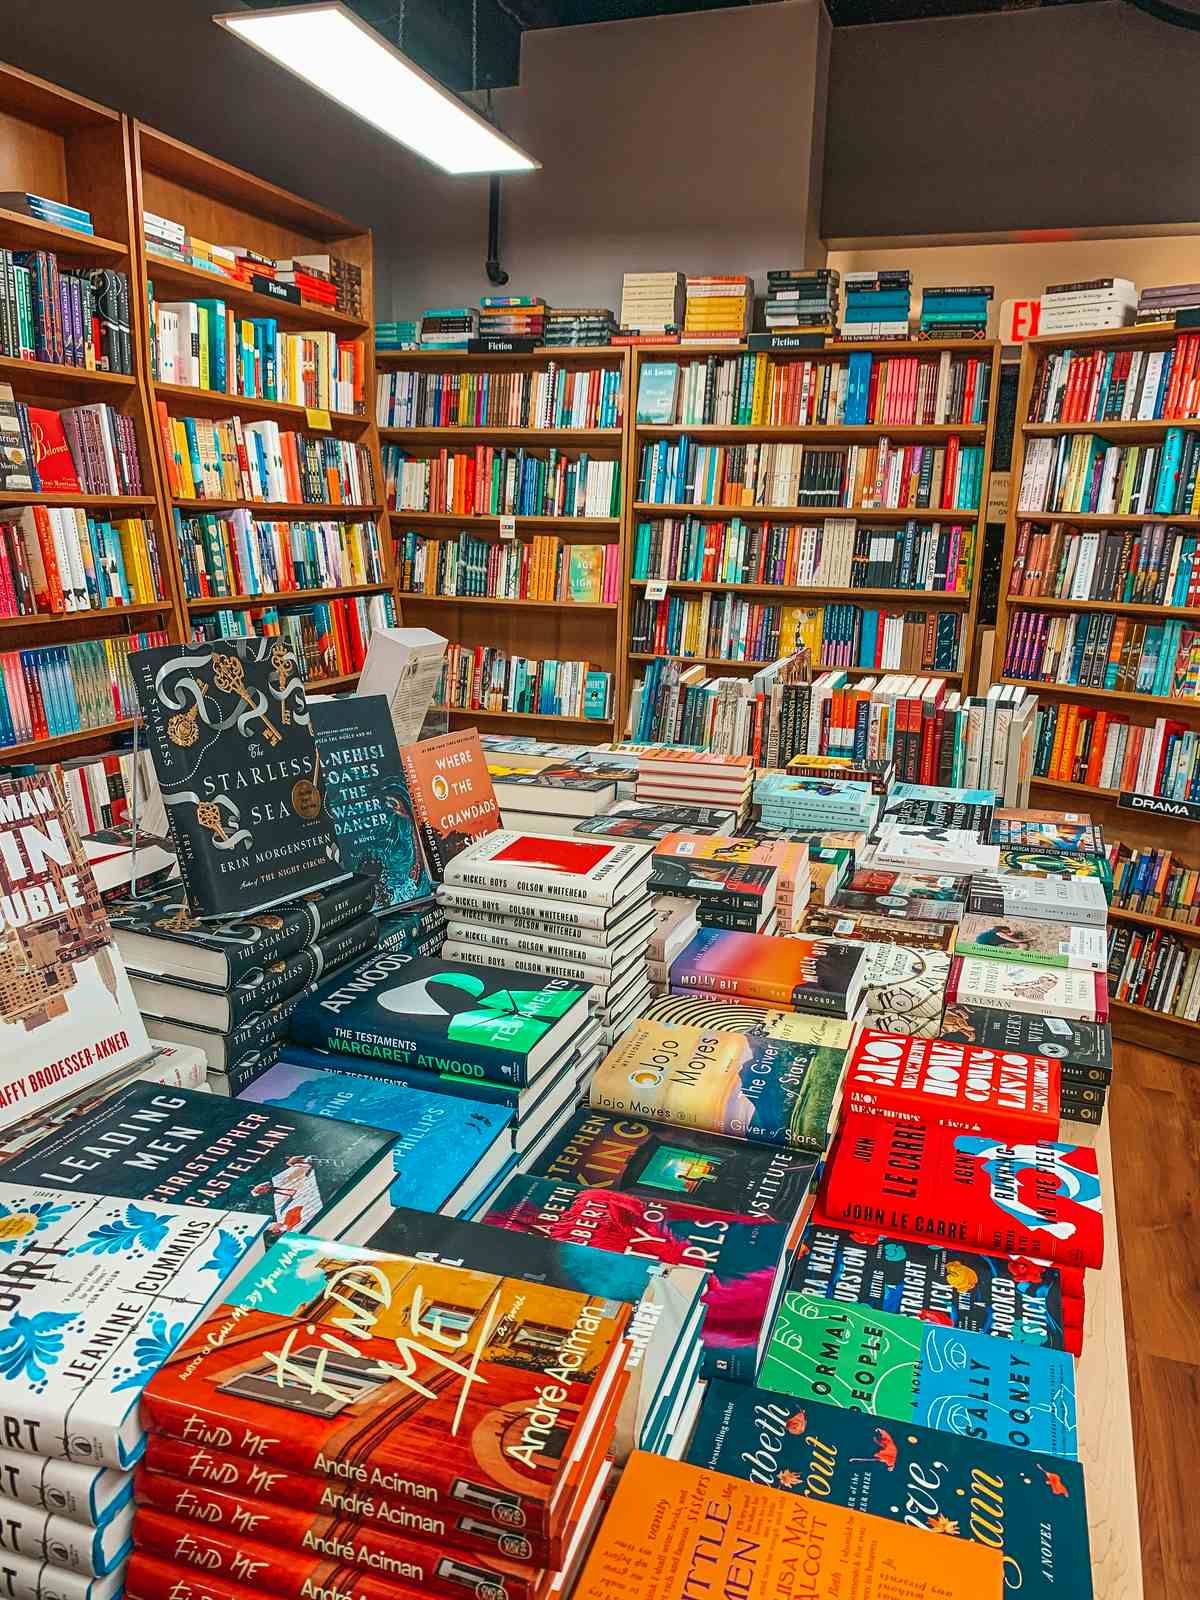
[999,676,1200,712]
[1005,594,1200,620]
[630,578,971,604]
[631,501,981,521]
[636,337,993,357]
[1015,509,1200,528]
[437,704,614,727]
[186,583,392,611]
[392,511,620,531]
[1024,419,1200,439]
[174,499,383,517]
[636,422,986,444]
[380,426,620,445]
[1111,996,1200,1036]
[0,207,127,259]
[629,651,965,679]
[378,347,626,368]
[0,719,135,762]
[0,355,136,397]
[1029,775,1120,799]
[398,593,617,613]
[0,602,171,632]
[144,256,368,334]
[153,382,368,433]
[1110,906,1200,937]
[0,492,157,510]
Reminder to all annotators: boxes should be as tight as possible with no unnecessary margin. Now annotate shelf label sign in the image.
[305,408,332,432]
[986,471,1011,523]
[1119,791,1200,821]
[499,515,516,541]
[645,579,668,601]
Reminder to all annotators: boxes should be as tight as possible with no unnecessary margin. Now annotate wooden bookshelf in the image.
[622,338,1000,730]
[381,344,630,736]
[993,323,1200,1051]
[129,119,396,686]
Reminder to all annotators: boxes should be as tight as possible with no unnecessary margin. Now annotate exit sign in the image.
[999,298,1041,344]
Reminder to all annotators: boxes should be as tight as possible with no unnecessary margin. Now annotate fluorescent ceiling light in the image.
[215,2,539,175]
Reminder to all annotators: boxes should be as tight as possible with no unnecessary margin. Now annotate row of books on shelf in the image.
[436,643,613,720]
[1110,841,1200,923]
[376,363,623,430]
[635,348,991,429]
[1028,330,1200,424]
[0,629,163,745]
[632,512,974,593]
[0,389,143,496]
[148,290,366,413]
[1009,519,1199,607]
[144,209,363,316]
[0,506,162,615]
[1033,702,1200,798]
[174,509,386,601]
[191,592,395,681]
[1003,607,1199,699]
[155,406,378,506]
[636,436,985,511]
[382,445,621,519]
[1108,921,1200,1021]
[0,188,95,233]
[1018,428,1200,518]
[0,250,131,373]
[395,530,620,604]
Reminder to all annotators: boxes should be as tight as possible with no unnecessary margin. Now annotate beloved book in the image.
[573,1451,1005,1600]
[526,1108,819,1225]
[938,1005,1113,1077]
[0,1182,264,1469]
[287,951,590,1086]
[843,1028,1060,1142]
[23,406,80,491]
[398,728,499,878]
[130,639,349,918]
[968,873,1109,927]
[956,912,1105,971]
[836,868,969,923]
[946,956,1109,1022]
[670,928,867,1017]
[857,944,951,1038]
[800,906,956,950]
[587,1016,841,1153]
[819,1111,1104,1269]
[441,831,652,908]
[758,1293,1078,1459]
[641,992,855,1051]
[687,1381,1091,1599]
[311,695,433,914]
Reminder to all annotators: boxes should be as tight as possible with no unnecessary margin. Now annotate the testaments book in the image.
[130,638,348,918]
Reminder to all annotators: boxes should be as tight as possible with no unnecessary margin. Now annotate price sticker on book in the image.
[499,515,516,541]
[305,408,332,432]
[645,579,668,601]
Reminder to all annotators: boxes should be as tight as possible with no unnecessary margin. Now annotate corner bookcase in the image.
[994,322,1200,1053]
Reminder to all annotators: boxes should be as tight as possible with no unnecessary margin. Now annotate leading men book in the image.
[130,638,349,918]
[441,831,653,907]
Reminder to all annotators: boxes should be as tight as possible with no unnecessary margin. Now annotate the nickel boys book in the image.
[398,728,500,878]
[441,831,652,907]
[669,928,867,1017]
[939,1004,1113,1078]
[130,639,349,918]
[287,951,590,1086]
[687,1380,1093,1599]
[843,1028,1060,1142]
[820,1111,1105,1269]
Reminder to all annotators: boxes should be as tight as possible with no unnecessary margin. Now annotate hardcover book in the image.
[130,639,348,918]
[800,906,956,950]
[858,944,952,1038]
[968,873,1109,927]
[836,868,969,923]
[311,696,433,915]
[441,831,652,908]
[640,992,855,1051]
[397,728,499,878]
[575,802,739,841]
[955,912,1105,971]
[0,1448,130,1527]
[938,1005,1113,1076]
[686,1381,1091,1599]
[947,957,1109,1022]
[758,1293,1078,1459]
[819,1110,1104,1269]
[669,928,867,1017]
[0,1484,132,1575]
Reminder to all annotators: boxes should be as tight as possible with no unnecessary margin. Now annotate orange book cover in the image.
[400,726,501,876]
[573,1454,1003,1600]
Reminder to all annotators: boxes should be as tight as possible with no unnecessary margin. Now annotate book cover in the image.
[759,1293,1078,1459]
[858,945,952,1038]
[398,729,500,878]
[0,384,34,490]
[819,1111,1104,1269]
[800,906,956,951]
[23,407,81,491]
[441,831,652,908]
[0,1447,130,1527]
[286,951,590,1087]
[640,993,855,1052]
[526,1108,818,1225]
[995,848,1112,890]
[947,957,1109,1022]
[575,802,739,841]
[648,852,776,915]
[937,1005,1113,1076]
[686,1381,1091,1599]
[587,1016,841,1153]
[573,1451,1005,1600]
[635,363,680,424]
[967,874,1109,927]
[991,809,1104,857]
[130,639,349,919]
[669,929,866,1017]
[955,912,1106,971]
[869,827,1001,875]
[837,868,969,923]
[310,696,432,915]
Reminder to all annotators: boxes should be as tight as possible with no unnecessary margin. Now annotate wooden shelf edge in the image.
[187,583,391,610]
[379,426,621,443]
[999,677,1200,712]
[154,382,368,430]
[172,499,382,517]
[629,651,963,677]
[630,578,971,603]
[390,511,620,530]
[0,492,155,509]
[635,422,987,441]
[399,593,616,612]
[0,354,135,389]
[1005,593,1199,620]
[631,502,981,521]
[1110,905,1200,936]
[0,720,135,762]
[0,602,171,629]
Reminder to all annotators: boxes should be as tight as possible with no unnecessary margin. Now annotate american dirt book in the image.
[686,1381,1091,1600]
[398,728,500,878]
[836,868,969,923]
[486,1174,790,1382]
[311,696,433,915]
[137,1234,633,1548]
[572,1451,1005,1600]
[819,1111,1104,1269]
[955,911,1106,972]
[968,872,1109,928]
[843,1028,1060,1142]
[758,1292,1078,1460]
[587,1016,841,1154]
[858,945,951,1039]
[669,928,867,1017]
[0,773,154,1132]
[0,1181,264,1470]
[0,1446,131,1527]
[946,956,1109,1022]
[0,1081,399,1244]
[286,950,591,1087]
[938,1005,1113,1079]
[525,1108,819,1226]
[0,1484,133,1575]
[130,639,349,919]
[800,906,956,951]
[640,993,855,1052]
[441,832,652,908]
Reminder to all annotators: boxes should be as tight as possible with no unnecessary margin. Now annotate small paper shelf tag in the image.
[645,579,668,601]
[305,408,332,432]
[499,515,516,541]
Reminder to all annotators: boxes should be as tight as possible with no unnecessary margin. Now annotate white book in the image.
[949,956,1107,1021]
[870,827,1001,876]
[0,1488,132,1575]
[968,873,1109,926]
[0,1450,128,1529]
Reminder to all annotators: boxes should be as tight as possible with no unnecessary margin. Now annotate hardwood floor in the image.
[1111,1039,1200,1600]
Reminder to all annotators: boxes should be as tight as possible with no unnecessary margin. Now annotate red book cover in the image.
[820,1110,1104,1269]
[24,405,81,491]
[843,1029,1061,1142]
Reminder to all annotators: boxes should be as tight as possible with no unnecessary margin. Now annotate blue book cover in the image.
[636,363,681,425]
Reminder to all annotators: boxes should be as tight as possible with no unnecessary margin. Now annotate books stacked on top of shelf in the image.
[670,925,868,1019]
[634,746,754,824]
[418,304,478,348]
[839,268,911,340]
[1135,281,1200,324]
[543,306,617,347]
[918,283,993,339]
[618,270,685,339]
[0,189,94,234]
[682,275,752,345]
[8,396,143,495]
[648,833,782,934]
[0,252,132,373]
[376,317,419,351]
[1039,276,1137,333]
[646,893,700,990]
[142,212,362,314]
[755,773,881,833]
[1035,703,1200,798]
[761,268,839,333]
[487,756,619,836]
[476,293,546,346]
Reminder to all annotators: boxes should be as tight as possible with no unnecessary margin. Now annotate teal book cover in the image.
[636,362,680,424]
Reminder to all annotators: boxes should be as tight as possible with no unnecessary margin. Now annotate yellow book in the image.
[750,352,768,425]
[195,305,210,391]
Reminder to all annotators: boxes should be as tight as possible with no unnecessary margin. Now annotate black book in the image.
[130,638,349,919]
[938,1001,1113,1074]
[149,998,302,1077]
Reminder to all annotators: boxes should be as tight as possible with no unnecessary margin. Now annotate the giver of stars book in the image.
[687,1380,1092,1600]
[398,727,500,877]
[130,638,348,919]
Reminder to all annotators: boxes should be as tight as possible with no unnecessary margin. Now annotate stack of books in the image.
[618,269,684,337]
[840,268,911,339]
[635,747,754,824]
[1039,276,1137,333]
[375,317,419,350]
[575,798,740,842]
[544,306,616,346]
[918,283,993,338]
[682,274,752,345]
[762,268,839,332]
[478,293,546,341]
[1,188,94,234]
[755,772,880,833]
[418,304,478,348]
[487,756,619,836]
[649,833,778,934]
[835,863,970,922]
[1135,281,1200,324]
[646,893,700,991]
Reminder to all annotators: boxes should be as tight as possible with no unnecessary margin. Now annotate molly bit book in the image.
[669,928,867,1017]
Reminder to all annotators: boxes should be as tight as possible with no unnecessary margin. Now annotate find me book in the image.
[287,950,591,1086]
[669,928,867,1017]
[758,1293,1078,1460]
[686,1380,1092,1600]
[130,638,348,919]
[0,1181,264,1470]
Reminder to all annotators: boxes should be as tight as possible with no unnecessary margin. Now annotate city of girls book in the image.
[669,928,867,1017]
[686,1381,1091,1600]
[587,1016,841,1153]
[955,911,1106,972]
[938,1004,1113,1078]
[137,1234,632,1547]
[640,992,855,1051]
[397,728,500,878]
[0,1181,264,1469]
[130,638,348,918]
[573,1452,1005,1600]
[946,956,1109,1022]
[819,1111,1104,1269]
[758,1293,1078,1459]
[441,831,652,908]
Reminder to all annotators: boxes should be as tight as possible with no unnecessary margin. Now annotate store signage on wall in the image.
[998,298,1041,344]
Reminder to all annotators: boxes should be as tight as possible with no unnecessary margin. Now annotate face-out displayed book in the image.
[956,910,1106,971]
[968,871,1109,927]
[397,726,500,877]
[640,990,856,1052]
[575,800,740,841]
[991,808,1105,857]
[868,824,1002,876]
[686,1381,1091,1600]
[759,1292,1079,1460]
[572,1451,1005,1600]
[129,638,349,919]
[818,1110,1105,1270]
[670,927,867,1017]
[938,1004,1113,1079]
[854,943,951,1038]
[995,847,1113,892]
[441,829,653,906]
[835,867,969,923]
[947,956,1109,1022]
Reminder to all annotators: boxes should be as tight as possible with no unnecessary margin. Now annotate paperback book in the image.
[946,956,1109,1022]
[800,906,956,950]
[836,868,969,923]
[575,801,739,841]
[968,872,1109,927]
[955,911,1106,971]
